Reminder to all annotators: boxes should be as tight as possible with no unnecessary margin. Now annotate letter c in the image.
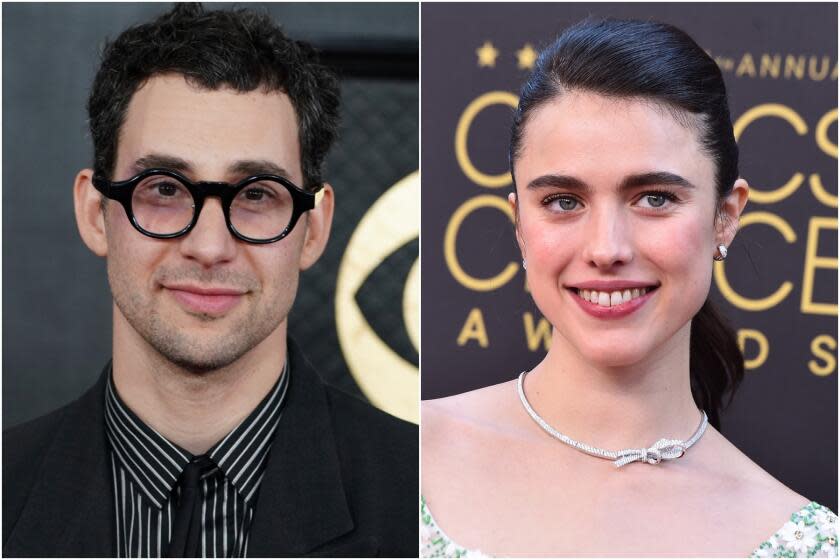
[455,91,519,188]
[444,195,517,291]
[733,104,807,204]
[714,212,796,311]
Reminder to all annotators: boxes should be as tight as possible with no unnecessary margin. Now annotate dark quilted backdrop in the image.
[3,3,418,427]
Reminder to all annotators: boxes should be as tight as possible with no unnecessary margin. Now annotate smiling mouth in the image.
[167,287,246,316]
[570,286,659,308]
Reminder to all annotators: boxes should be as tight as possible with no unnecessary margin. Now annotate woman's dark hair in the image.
[87,3,340,191]
[510,18,743,429]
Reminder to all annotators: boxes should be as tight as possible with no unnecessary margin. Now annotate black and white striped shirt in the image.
[104,363,290,557]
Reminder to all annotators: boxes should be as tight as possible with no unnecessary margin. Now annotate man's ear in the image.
[73,168,109,257]
[299,183,334,270]
[716,178,750,248]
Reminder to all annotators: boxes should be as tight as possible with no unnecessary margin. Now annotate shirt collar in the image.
[104,362,289,509]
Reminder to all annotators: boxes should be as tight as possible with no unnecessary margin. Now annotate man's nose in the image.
[580,205,634,269]
[177,198,238,266]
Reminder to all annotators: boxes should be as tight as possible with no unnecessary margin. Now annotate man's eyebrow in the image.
[132,154,192,174]
[227,159,292,179]
[131,154,292,180]
[525,171,696,193]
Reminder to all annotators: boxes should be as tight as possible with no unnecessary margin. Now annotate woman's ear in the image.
[74,168,109,257]
[508,191,526,260]
[716,178,750,247]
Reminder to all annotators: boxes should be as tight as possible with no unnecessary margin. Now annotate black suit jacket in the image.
[3,339,418,557]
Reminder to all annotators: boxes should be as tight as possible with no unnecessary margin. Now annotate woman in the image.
[421,18,837,558]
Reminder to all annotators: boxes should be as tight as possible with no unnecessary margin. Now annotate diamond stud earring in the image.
[713,244,728,261]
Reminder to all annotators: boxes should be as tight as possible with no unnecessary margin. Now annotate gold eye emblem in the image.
[336,172,419,424]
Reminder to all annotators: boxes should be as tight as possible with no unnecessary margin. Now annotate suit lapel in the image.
[7,347,368,557]
[4,366,116,557]
[247,340,360,557]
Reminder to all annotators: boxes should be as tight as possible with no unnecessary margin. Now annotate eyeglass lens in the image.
[131,174,295,240]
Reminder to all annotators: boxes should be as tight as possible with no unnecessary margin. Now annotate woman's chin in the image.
[570,340,652,369]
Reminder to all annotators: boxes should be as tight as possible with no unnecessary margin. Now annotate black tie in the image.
[167,456,212,557]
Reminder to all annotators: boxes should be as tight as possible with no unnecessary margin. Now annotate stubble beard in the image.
[109,268,292,375]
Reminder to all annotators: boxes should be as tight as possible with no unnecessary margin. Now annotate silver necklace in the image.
[517,371,708,468]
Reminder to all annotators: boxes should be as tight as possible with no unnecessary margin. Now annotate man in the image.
[3,4,417,557]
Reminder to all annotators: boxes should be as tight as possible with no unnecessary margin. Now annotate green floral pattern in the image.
[751,502,838,558]
[421,497,838,558]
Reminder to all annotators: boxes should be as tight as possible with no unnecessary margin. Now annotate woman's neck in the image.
[522,322,703,452]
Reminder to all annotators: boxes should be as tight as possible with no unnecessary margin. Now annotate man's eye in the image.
[245,189,271,202]
[243,188,277,202]
[156,183,179,196]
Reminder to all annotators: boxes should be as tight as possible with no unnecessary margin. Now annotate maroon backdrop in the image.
[421,2,837,511]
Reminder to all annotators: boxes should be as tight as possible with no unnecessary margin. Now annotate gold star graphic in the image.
[516,43,538,70]
[476,41,500,68]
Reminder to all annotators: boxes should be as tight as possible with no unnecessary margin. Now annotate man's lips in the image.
[164,284,247,315]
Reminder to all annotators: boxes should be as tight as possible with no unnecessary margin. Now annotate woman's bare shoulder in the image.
[422,379,518,433]
[422,379,524,512]
[421,379,522,460]
[701,426,811,520]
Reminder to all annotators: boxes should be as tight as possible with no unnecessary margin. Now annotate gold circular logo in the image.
[455,91,518,188]
[335,172,419,424]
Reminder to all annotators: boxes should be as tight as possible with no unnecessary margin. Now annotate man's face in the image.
[92,74,322,372]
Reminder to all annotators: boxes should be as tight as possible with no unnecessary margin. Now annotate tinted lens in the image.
[131,174,194,235]
[230,179,294,240]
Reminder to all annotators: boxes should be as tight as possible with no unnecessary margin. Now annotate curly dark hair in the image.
[87,2,341,191]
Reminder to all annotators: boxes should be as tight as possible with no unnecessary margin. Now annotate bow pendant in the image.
[614,438,686,468]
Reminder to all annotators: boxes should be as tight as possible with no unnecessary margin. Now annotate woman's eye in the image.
[645,194,667,207]
[545,196,579,211]
[638,191,677,209]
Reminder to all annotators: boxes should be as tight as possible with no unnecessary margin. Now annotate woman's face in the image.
[512,91,723,367]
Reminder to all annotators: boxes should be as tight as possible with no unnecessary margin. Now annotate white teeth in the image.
[575,287,654,307]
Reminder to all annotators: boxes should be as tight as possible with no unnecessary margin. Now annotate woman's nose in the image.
[580,206,634,269]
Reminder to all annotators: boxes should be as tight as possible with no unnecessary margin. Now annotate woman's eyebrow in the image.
[526,171,696,192]
[620,171,697,190]
[526,174,590,193]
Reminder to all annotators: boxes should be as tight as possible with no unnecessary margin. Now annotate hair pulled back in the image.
[510,18,744,429]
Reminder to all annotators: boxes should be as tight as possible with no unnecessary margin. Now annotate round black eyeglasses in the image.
[92,168,321,244]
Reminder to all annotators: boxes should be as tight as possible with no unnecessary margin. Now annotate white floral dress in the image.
[421,498,838,558]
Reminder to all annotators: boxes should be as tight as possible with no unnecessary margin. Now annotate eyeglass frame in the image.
[91,168,323,244]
